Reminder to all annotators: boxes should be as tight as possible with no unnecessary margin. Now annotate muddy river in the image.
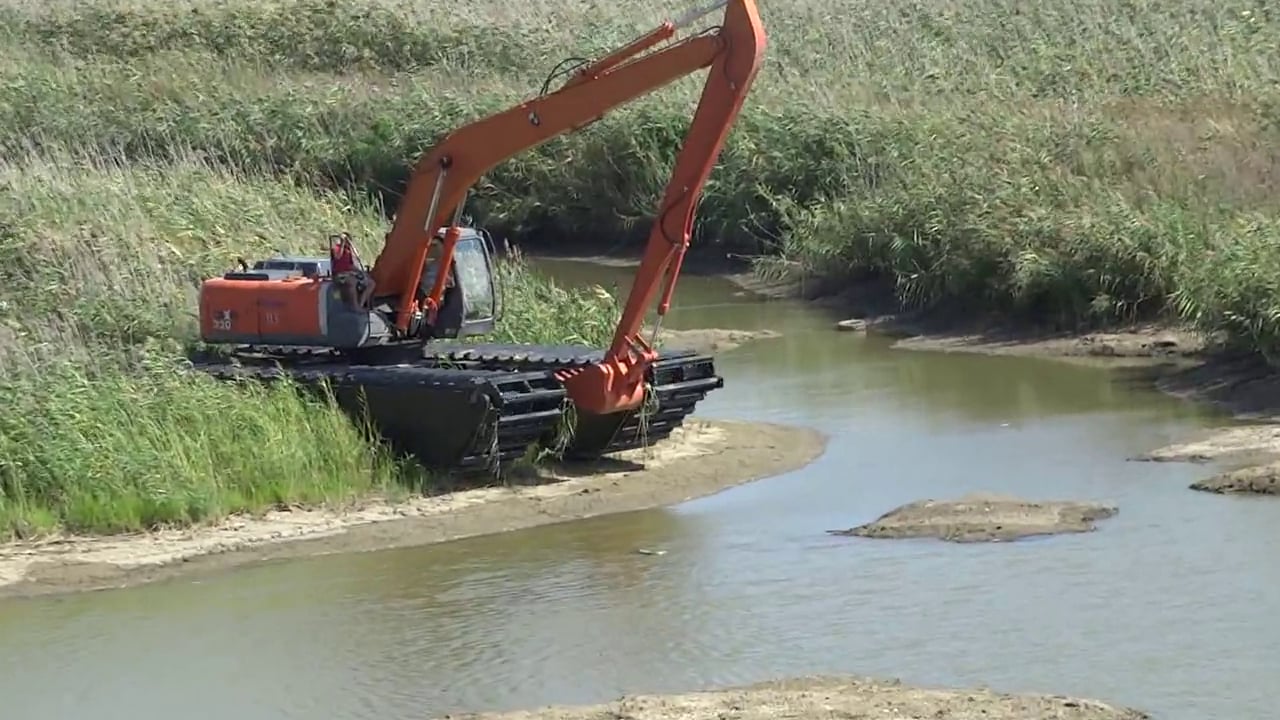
[2,258,1277,720]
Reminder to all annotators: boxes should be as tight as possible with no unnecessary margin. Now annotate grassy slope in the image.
[0,152,618,539]
[4,0,1278,353]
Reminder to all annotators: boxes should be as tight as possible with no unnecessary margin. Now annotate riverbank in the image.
[0,419,826,599]
[449,676,1149,720]
[537,251,1216,367]
[539,250,1280,497]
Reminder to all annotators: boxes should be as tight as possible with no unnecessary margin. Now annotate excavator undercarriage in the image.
[192,341,723,473]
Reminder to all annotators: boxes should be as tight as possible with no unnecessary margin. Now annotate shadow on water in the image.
[2,257,1278,720]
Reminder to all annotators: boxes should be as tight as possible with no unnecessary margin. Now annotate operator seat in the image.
[419,239,464,338]
[433,283,464,338]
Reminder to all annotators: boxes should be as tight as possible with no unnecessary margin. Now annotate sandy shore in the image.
[1191,462,1280,495]
[1138,424,1280,464]
[830,493,1119,543]
[887,324,1207,367]
[1137,423,1280,495]
[447,676,1149,720]
[0,418,826,600]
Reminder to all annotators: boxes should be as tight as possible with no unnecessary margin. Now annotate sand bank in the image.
[830,493,1119,543]
[655,327,781,355]
[446,676,1148,720]
[0,419,826,599]
[1191,463,1280,495]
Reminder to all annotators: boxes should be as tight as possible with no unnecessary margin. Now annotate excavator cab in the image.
[416,227,499,340]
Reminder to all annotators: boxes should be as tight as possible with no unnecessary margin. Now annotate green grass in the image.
[0,355,414,538]
[0,147,619,539]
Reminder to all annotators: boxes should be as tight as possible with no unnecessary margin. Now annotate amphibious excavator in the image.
[191,0,766,474]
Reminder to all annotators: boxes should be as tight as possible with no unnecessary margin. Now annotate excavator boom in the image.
[193,0,766,475]
[370,0,766,416]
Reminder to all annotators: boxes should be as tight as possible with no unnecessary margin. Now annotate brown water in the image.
[3,258,1278,720]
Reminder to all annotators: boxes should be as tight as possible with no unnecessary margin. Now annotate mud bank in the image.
[538,252,1280,497]
[1139,424,1280,465]
[0,419,826,600]
[1144,353,1280,421]
[654,327,781,354]
[447,675,1149,720]
[1139,424,1280,496]
[534,251,1210,367]
[1111,353,1280,495]
[1191,463,1280,495]
[887,325,1207,366]
[830,493,1119,543]
[708,256,1214,367]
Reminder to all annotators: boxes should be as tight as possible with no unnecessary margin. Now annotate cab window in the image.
[452,236,495,321]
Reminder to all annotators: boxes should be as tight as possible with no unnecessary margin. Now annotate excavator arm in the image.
[369,0,766,415]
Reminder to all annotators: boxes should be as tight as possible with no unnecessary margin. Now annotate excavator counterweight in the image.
[191,0,766,474]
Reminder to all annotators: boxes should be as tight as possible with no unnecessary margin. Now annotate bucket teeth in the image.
[190,342,723,475]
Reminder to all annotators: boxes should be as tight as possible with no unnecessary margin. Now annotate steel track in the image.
[189,342,724,474]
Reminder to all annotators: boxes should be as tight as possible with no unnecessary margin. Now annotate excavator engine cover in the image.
[199,256,400,348]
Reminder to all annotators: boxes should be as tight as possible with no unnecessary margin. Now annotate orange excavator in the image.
[193,0,766,473]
